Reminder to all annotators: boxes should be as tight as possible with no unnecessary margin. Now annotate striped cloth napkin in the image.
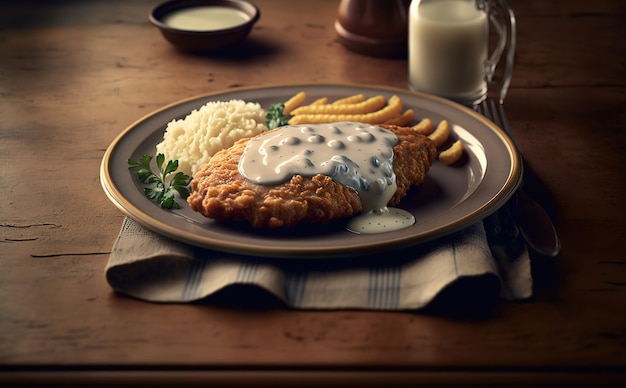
[105,209,531,311]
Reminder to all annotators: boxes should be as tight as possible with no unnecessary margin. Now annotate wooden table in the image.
[2,0,625,385]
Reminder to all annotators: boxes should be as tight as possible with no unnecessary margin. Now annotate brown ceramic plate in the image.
[100,84,521,258]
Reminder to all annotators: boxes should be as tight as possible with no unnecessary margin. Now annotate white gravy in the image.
[162,6,249,32]
[238,122,416,234]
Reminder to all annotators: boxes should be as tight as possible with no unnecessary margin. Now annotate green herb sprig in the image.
[128,153,192,209]
[266,102,291,129]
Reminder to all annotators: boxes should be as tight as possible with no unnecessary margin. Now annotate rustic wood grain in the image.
[1,0,625,385]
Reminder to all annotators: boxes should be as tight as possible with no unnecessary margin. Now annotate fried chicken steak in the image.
[187,124,437,228]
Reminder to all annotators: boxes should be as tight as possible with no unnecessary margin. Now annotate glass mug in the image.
[408,0,516,106]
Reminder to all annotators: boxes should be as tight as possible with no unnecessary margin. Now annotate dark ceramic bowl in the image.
[150,0,260,52]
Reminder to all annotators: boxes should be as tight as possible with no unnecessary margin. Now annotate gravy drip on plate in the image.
[238,122,416,234]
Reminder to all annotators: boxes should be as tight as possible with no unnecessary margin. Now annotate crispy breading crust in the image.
[381,124,437,205]
[187,125,436,228]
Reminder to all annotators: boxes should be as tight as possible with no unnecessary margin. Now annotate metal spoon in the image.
[513,187,561,257]
[478,99,561,257]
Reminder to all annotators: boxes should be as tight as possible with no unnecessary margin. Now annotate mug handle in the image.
[479,0,517,103]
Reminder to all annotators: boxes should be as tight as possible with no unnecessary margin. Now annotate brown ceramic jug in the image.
[335,0,411,58]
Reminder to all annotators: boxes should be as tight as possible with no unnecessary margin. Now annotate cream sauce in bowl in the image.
[162,6,250,32]
[238,122,416,234]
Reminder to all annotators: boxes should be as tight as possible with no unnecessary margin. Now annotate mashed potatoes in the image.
[155,99,268,176]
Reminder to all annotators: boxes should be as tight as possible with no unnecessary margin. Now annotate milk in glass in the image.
[408,0,488,105]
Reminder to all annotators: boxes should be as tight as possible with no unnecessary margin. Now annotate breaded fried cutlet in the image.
[187,124,436,228]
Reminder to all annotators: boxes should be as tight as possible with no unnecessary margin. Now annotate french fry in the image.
[310,97,328,105]
[428,119,451,147]
[290,95,385,116]
[384,109,415,126]
[411,118,434,135]
[332,93,365,105]
[288,95,403,125]
[439,140,464,165]
[283,91,306,115]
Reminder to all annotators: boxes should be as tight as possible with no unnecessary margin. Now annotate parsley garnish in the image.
[266,102,291,129]
[128,153,192,209]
